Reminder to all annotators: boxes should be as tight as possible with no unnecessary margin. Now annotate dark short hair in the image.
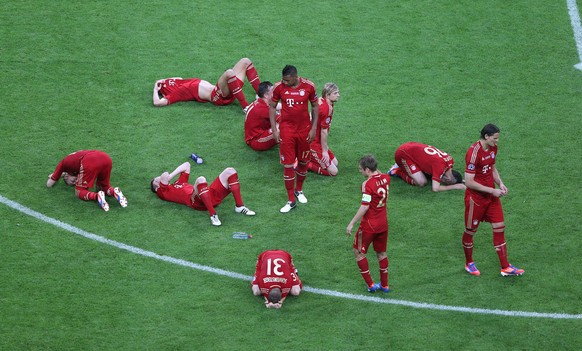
[480,124,500,139]
[150,179,157,193]
[257,81,273,98]
[359,155,378,172]
[282,65,297,77]
[268,288,282,303]
[451,170,463,184]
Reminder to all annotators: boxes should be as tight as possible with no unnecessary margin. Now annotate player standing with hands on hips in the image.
[269,65,318,213]
[346,155,391,293]
[462,124,525,277]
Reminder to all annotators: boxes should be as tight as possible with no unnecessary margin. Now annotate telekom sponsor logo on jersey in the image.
[283,90,306,96]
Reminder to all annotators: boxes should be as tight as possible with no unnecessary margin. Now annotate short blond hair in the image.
[321,82,338,98]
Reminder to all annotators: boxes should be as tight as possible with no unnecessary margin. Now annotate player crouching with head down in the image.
[251,250,302,309]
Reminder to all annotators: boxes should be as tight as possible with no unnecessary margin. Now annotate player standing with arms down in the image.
[150,161,255,226]
[346,155,391,293]
[462,124,525,277]
[307,83,340,176]
[388,142,465,192]
[46,150,128,211]
[153,58,261,112]
[269,65,318,213]
[251,250,302,309]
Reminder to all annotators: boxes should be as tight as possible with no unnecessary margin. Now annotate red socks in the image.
[295,162,308,191]
[75,187,97,201]
[396,169,416,185]
[196,183,216,216]
[357,257,374,287]
[283,167,295,201]
[379,257,389,288]
[227,76,249,108]
[462,229,476,265]
[245,63,261,93]
[227,173,244,207]
[307,162,332,176]
[493,226,509,268]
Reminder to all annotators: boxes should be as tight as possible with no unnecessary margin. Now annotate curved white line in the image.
[1,194,580,320]
[567,0,582,70]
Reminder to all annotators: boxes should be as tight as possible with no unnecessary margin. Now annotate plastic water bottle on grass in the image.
[190,153,203,164]
[232,232,252,240]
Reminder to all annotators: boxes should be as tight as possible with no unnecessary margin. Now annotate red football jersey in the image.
[360,173,391,233]
[312,97,333,145]
[465,141,498,194]
[50,150,96,180]
[253,250,300,299]
[244,99,271,142]
[271,77,317,134]
[156,172,195,207]
[159,78,205,105]
[397,142,454,182]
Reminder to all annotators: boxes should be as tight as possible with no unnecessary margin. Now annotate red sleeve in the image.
[175,172,190,185]
[310,85,318,103]
[50,160,65,181]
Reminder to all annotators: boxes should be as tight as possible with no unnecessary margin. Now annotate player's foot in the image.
[294,190,308,204]
[377,284,390,293]
[367,283,378,293]
[210,214,221,226]
[235,205,256,216]
[500,264,525,276]
[465,262,480,276]
[113,187,127,208]
[280,201,296,213]
[97,191,109,212]
[388,163,400,177]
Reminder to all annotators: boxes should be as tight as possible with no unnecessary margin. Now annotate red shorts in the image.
[247,129,278,151]
[75,151,112,190]
[394,148,421,176]
[210,78,243,106]
[191,176,231,211]
[279,131,310,165]
[309,143,335,168]
[464,192,505,228]
[353,228,388,254]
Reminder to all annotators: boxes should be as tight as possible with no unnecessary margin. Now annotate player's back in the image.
[361,173,390,233]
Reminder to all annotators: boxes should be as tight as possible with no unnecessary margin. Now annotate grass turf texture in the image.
[1,0,581,350]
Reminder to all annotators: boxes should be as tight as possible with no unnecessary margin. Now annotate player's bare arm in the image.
[307,102,319,143]
[492,165,507,195]
[320,128,331,164]
[268,100,280,142]
[346,204,369,236]
[465,172,503,197]
[47,173,57,187]
[153,79,169,107]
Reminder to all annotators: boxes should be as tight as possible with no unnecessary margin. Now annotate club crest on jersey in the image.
[468,164,475,171]
[325,117,331,124]
[299,89,305,96]
[491,152,495,159]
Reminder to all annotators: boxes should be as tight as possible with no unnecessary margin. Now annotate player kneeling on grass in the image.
[251,250,302,309]
[388,142,465,192]
[150,161,255,226]
[46,150,127,212]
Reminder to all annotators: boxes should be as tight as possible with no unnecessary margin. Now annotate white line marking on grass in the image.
[2,194,581,320]
[567,0,582,70]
